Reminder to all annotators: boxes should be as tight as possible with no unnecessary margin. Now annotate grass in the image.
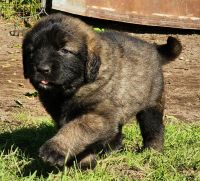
[0,0,41,29]
[0,0,41,19]
[0,113,199,181]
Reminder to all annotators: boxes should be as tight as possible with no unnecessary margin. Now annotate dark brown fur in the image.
[22,13,182,168]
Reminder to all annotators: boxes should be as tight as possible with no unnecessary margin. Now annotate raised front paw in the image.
[39,139,69,167]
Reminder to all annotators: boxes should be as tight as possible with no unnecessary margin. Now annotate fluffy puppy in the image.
[22,13,182,168]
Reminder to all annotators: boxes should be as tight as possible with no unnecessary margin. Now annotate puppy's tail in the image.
[157,36,182,64]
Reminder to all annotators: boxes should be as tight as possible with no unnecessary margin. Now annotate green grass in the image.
[0,0,41,29]
[0,114,199,181]
[0,0,41,19]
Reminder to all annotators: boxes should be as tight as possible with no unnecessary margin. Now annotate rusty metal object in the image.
[52,0,200,30]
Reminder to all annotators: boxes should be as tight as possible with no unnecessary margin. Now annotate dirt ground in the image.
[0,18,199,123]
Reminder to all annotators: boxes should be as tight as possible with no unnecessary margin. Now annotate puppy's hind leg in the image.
[136,105,164,151]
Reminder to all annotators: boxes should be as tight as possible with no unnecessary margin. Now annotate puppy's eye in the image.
[60,48,70,54]
[60,48,70,53]
[58,47,76,57]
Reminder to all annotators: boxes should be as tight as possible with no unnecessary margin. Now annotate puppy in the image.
[22,13,182,168]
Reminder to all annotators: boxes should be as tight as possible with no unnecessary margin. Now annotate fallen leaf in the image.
[24,91,38,97]
[14,100,23,107]
[18,83,24,87]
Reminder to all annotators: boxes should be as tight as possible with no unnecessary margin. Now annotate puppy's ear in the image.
[85,34,101,83]
[22,39,32,79]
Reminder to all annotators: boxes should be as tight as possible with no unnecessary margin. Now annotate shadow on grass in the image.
[0,124,61,177]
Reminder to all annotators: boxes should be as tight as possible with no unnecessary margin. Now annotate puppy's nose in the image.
[37,64,51,74]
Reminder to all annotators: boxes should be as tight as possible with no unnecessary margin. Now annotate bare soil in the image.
[0,18,199,123]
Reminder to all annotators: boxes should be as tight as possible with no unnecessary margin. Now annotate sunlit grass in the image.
[0,113,199,180]
[0,0,41,19]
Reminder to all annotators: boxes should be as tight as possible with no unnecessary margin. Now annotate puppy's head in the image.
[22,13,101,94]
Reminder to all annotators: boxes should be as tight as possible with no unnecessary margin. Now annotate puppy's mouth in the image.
[37,80,63,91]
[35,79,78,95]
[38,80,51,89]
[40,80,49,85]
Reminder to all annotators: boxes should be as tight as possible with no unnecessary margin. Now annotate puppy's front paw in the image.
[39,139,67,166]
[78,154,97,170]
